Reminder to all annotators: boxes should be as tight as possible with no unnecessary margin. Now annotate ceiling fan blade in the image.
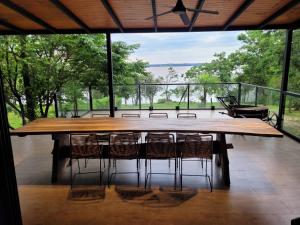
[179,13,190,25]
[186,8,219,15]
[145,10,172,20]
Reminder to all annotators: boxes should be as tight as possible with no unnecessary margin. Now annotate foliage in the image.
[159,67,178,102]
[0,34,150,126]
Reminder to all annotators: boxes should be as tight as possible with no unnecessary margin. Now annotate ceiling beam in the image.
[151,0,158,32]
[0,24,296,36]
[289,18,300,29]
[0,0,56,33]
[0,19,23,34]
[259,0,300,29]
[100,0,124,32]
[223,0,254,31]
[50,0,90,33]
[188,0,205,32]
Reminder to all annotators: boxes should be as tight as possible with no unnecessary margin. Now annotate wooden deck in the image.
[11,110,300,225]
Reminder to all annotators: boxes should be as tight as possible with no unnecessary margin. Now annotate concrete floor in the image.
[11,110,300,225]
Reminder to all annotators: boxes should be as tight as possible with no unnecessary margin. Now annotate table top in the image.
[10,117,283,137]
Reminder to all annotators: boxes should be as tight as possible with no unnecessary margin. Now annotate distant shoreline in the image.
[148,63,203,68]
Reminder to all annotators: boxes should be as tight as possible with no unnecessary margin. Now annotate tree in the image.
[141,73,162,106]
[159,67,178,102]
[0,35,150,127]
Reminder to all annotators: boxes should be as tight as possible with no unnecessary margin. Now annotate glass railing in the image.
[283,92,300,139]
[57,87,90,118]
[240,83,281,115]
[53,82,300,140]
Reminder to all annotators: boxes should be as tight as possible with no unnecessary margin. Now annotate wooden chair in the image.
[145,132,177,189]
[177,134,213,191]
[108,132,140,187]
[70,133,103,189]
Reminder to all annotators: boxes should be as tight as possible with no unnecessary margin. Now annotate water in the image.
[146,66,192,82]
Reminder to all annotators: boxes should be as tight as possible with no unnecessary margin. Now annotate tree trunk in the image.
[20,36,36,121]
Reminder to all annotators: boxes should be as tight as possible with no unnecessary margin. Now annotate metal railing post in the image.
[187,84,190,110]
[54,93,59,118]
[238,83,241,105]
[278,29,293,129]
[255,86,258,106]
[138,84,141,110]
[88,85,93,111]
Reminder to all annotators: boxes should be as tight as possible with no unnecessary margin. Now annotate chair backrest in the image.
[109,133,139,158]
[177,134,213,159]
[122,113,140,118]
[91,113,110,118]
[217,96,239,110]
[146,133,175,159]
[149,113,168,118]
[177,113,197,119]
[70,133,100,158]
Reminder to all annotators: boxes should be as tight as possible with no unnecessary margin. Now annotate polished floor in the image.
[12,110,300,225]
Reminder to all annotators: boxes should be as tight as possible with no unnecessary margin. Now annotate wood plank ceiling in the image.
[0,0,299,34]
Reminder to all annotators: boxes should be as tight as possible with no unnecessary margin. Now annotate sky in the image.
[112,31,243,64]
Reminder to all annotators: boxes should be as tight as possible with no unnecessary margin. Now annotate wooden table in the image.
[11,117,283,186]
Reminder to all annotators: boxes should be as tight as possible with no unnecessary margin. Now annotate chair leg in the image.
[107,158,111,188]
[70,158,73,189]
[180,158,183,190]
[145,159,148,189]
[99,157,102,186]
[174,158,177,190]
[211,159,213,192]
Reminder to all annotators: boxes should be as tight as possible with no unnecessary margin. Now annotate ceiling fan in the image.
[146,0,219,25]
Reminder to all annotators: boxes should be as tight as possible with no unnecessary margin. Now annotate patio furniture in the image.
[108,132,140,187]
[177,134,213,191]
[122,113,141,118]
[91,113,110,118]
[217,96,269,119]
[217,96,279,127]
[176,112,203,168]
[177,113,197,119]
[145,132,177,189]
[70,133,103,189]
[149,112,168,118]
[11,117,283,187]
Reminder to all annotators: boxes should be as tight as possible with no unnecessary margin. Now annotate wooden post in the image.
[0,74,23,225]
[106,33,115,117]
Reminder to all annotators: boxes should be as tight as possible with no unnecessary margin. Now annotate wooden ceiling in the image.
[0,0,299,35]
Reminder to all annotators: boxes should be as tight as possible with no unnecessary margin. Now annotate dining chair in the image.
[176,112,204,168]
[91,113,110,118]
[69,133,103,189]
[177,113,197,119]
[148,112,172,167]
[91,113,110,165]
[145,132,177,189]
[121,113,142,143]
[149,112,168,118]
[108,132,140,187]
[177,134,213,191]
[122,113,141,118]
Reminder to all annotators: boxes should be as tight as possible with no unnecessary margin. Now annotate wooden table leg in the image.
[51,135,60,183]
[216,133,230,187]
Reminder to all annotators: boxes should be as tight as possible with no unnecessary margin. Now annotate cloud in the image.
[112,31,243,64]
